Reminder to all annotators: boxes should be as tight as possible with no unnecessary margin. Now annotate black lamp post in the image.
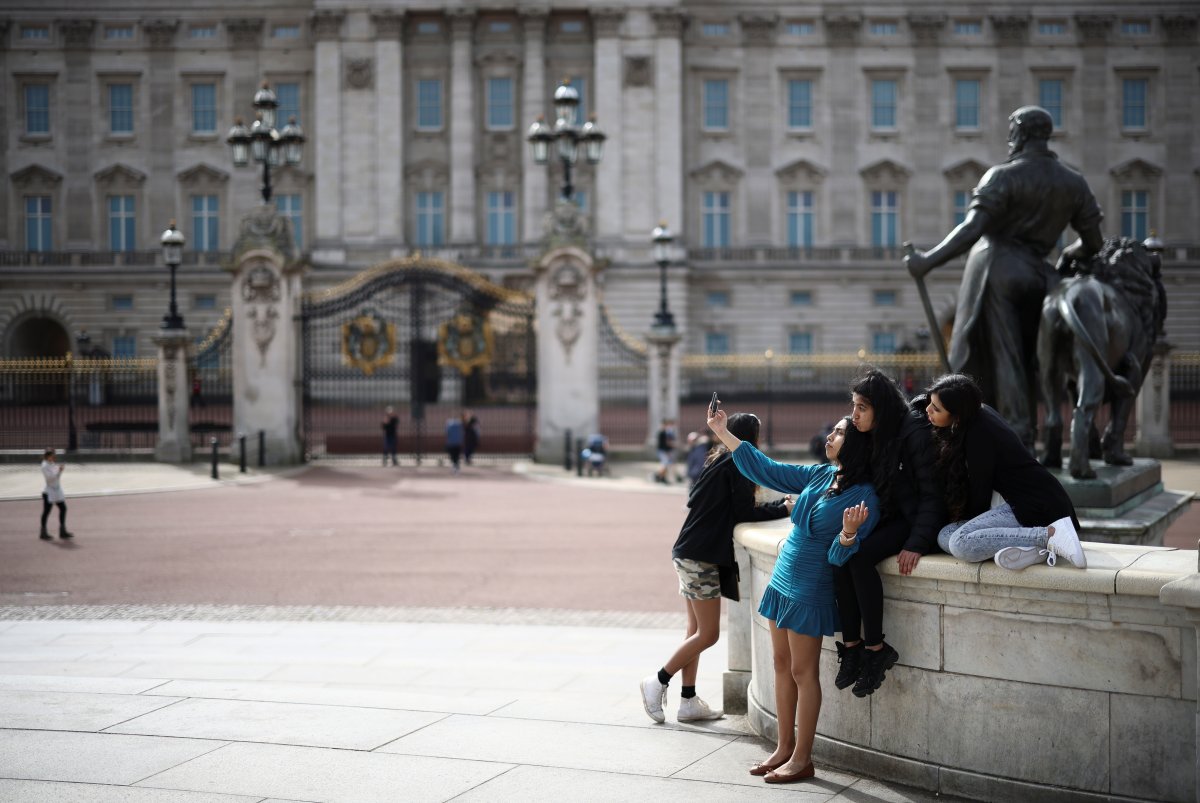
[651,221,675,331]
[226,82,305,204]
[526,80,606,202]
[160,221,185,330]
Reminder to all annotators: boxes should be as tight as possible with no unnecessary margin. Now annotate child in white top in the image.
[39,448,73,540]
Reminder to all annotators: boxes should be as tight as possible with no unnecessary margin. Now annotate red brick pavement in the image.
[0,466,688,612]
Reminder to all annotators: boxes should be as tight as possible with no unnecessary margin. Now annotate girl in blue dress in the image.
[707,410,880,785]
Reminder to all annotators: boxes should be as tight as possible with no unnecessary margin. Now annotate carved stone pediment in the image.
[942,158,989,184]
[859,159,911,184]
[1110,158,1163,181]
[775,159,827,184]
[177,163,230,186]
[404,159,449,186]
[10,164,63,187]
[690,159,744,185]
[94,163,147,187]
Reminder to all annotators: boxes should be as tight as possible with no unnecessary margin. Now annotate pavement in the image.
[0,455,1196,801]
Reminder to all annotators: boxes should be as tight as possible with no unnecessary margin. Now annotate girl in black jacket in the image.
[639,413,791,724]
[926,374,1086,571]
[834,369,946,698]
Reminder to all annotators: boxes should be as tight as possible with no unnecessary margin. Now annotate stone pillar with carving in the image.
[521,9,549,243]
[311,11,345,261]
[645,329,682,449]
[1136,341,1175,458]
[592,9,624,243]
[533,202,602,463]
[154,330,193,463]
[651,10,685,238]
[373,12,404,247]
[449,9,477,245]
[226,207,304,464]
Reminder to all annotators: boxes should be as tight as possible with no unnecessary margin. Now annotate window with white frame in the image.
[112,335,137,358]
[702,79,729,131]
[1121,78,1148,130]
[873,289,898,306]
[24,196,52,252]
[701,191,731,247]
[953,190,969,226]
[105,25,134,40]
[189,25,216,39]
[108,195,136,251]
[1037,20,1067,35]
[786,190,814,248]
[871,191,899,247]
[416,79,442,130]
[790,290,813,307]
[486,77,514,129]
[871,330,897,354]
[416,21,441,34]
[111,294,134,311]
[788,330,813,354]
[271,25,300,38]
[871,79,897,129]
[706,290,730,308]
[953,20,982,35]
[560,20,583,33]
[485,191,516,245]
[415,191,444,247]
[702,22,730,37]
[785,21,815,36]
[488,21,512,34]
[24,84,50,135]
[194,294,217,310]
[566,76,587,125]
[868,21,899,35]
[191,83,217,134]
[704,331,730,355]
[109,83,133,134]
[1120,190,1149,240]
[275,193,303,249]
[191,195,219,252]
[1121,20,1151,35]
[20,25,49,40]
[787,79,812,130]
[955,79,980,129]
[1039,79,1064,127]
[274,82,300,125]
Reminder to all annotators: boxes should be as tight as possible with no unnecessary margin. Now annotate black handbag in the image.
[718,561,740,602]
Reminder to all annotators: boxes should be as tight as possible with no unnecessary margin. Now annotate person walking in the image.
[654,419,679,484]
[39,448,73,541]
[708,410,880,785]
[381,406,399,467]
[640,413,790,725]
[462,412,480,465]
[834,369,945,698]
[923,374,1086,570]
[445,416,464,474]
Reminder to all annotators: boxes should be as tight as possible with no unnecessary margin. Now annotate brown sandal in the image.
[764,762,815,784]
[748,758,787,777]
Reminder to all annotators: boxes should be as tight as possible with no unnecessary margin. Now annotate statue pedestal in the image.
[1051,459,1194,545]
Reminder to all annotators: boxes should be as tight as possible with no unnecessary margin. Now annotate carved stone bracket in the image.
[990,15,1030,45]
[540,200,590,252]
[226,18,264,49]
[242,264,281,367]
[1161,14,1198,44]
[230,206,299,267]
[823,14,862,46]
[310,11,344,42]
[142,19,179,49]
[592,8,624,39]
[739,13,778,45]
[345,57,373,90]
[371,11,405,40]
[907,13,946,45]
[650,9,686,38]
[1074,14,1113,45]
[59,20,95,49]
[549,262,587,360]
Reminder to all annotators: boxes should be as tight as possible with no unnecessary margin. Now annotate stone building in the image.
[1,1,1198,361]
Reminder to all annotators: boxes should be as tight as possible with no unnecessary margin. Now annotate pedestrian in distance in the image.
[707,409,879,785]
[39,447,73,541]
[445,416,464,474]
[833,369,946,698]
[684,430,711,487]
[462,411,480,465]
[923,373,1086,571]
[654,419,679,484]
[640,413,791,726]
[381,406,399,466]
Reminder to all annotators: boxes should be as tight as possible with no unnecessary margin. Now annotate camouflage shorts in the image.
[673,558,721,600]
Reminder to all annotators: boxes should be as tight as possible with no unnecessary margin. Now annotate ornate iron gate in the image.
[300,257,536,461]
[190,309,234,451]
[598,303,648,446]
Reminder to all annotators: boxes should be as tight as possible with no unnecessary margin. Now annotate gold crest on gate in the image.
[341,311,397,376]
[438,312,494,375]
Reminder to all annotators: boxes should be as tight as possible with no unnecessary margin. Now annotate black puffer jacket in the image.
[888,405,947,554]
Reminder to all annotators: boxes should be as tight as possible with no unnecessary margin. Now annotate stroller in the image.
[580,433,609,476]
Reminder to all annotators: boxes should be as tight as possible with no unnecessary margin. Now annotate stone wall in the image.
[729,518,1198,802]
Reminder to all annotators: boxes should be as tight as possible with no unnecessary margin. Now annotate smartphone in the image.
[708,392,719,418]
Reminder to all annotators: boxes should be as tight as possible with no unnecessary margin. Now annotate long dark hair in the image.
[927,374,983,521]
[850,368,910,514]
[830,415,873,495]
[705,412,761,467]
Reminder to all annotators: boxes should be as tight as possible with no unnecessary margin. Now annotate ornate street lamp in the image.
[651,221,675,331]
[227,81,305,203]
[526,80,605,202]
[160,221,186,330]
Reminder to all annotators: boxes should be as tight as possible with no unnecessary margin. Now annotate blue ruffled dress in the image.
[732,442,881,637]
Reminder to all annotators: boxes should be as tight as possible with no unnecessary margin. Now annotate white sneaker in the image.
[1046,516,1087,568]
[994,546,1056,570]
[639,676,667,723]
[677,695,724,722]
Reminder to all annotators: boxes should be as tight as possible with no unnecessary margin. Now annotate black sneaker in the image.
[852,642,899,698]
[59,530,74,540]
[39,531,52,541]
[834,641,864,690]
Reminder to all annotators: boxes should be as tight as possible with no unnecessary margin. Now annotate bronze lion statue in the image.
[1038,237,1167,479]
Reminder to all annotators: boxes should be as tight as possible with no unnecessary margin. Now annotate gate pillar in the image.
[533,245,601,463]
[153,329,192,463]
[226,206,304,464]
[645,329,682,449]
[1135,341,1174,458]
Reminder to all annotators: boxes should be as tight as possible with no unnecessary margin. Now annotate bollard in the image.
[238,432,247,473]
[258,430,265,467]
[210,437,219,480]
[563,429,572,471]
[575,438,584,477]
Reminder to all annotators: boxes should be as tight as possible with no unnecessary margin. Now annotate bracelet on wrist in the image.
[841,530,858,538]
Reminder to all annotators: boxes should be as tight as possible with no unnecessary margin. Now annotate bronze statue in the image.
[905,106,1104,450]
[1039,238,1166,478]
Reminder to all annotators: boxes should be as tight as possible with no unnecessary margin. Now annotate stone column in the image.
[739,13,776,246]
[59,20,95,248]
[652,11,684,240]
[311,11,345,261]
[823,14,862,244]
[373,12,405,247]
[154,330,192,463]
[1074,15,1113,194]
[143,21,179,232]
[533,207,602,462]
[991,15,1029,121]
[520,9,548,243]
[225,207,304,464]
[908,14,945,243]
[645,328,682,448]
[1161,15,1199,239]
[449,9,477,245]
[1136,341,1174,458]
[592,9,624,243]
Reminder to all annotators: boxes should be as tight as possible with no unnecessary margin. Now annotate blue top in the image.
[732,442,881,637]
